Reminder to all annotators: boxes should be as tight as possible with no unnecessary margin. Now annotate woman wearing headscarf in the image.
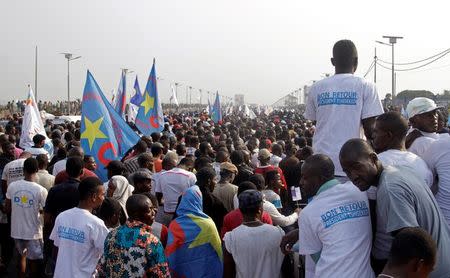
[106,175,134,217]
[165,186,223,278]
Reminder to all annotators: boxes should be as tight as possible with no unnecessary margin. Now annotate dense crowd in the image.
[1,39,450,278]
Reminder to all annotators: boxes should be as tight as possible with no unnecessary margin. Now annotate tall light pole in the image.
[378,36,403,99]
[61,53,81,114]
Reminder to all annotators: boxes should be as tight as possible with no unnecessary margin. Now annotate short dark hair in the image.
[388,227,437,267]
[196,167,216,187]
[97,197,124,224]
[376,111,408,139]
[78,177,103,201]
[66,156,84,178]
[333,40,358,69]
[32,134,46,145]
[265,170,279,183]
[23,157,39,174]
[237,181,257,196]
[194,157,212,171]
[248,174,265,191]
[134,140,148,153]
[126,194,151,220]
[137,153,153,168]
[36,154,48,169]
[230,150,244,165]
[303,154,335,180]
[151,143,163,156]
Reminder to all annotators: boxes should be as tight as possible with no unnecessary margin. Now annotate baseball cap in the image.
[258,148,271,159]
[220,162,238,174]
[239,190,263,209]
[406,97,439,119]
[105,160,124,171]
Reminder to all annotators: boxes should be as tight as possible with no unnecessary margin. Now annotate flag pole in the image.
[35,46,38,102]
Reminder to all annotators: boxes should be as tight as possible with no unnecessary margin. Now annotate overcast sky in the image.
[1,0,450,105]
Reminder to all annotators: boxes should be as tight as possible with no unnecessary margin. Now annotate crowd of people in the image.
[0,39,449,278]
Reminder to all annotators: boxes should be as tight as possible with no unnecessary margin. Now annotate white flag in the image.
[19,86,53,155]
[170,85,179,106]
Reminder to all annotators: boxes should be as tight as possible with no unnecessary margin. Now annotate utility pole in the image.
[382,35,403,99]
[60,53,81,115]
[374,47,377,83]
[35,46,38,101]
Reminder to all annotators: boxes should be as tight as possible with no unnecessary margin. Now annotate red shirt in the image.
[254,165,287,189]
[220,209,273,239]
[54,168,98,184]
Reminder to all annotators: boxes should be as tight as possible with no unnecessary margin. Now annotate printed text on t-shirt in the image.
[317,92,357,106]
[57,226,86,243]
[320,201,369,228]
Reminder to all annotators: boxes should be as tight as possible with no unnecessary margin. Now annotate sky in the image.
[1,0,450,105]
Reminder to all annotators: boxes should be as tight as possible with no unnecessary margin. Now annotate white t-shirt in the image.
[422,136,450,226]
[298,182,375,278]
[270,155,282,167]
[25,147,49,160]
[304,74,383,176]
[407,129,449,159]
[224,224,285,278]
[50,207,109,278]
[1,158,26,185]
[378,149,433,188]
[52,159,67,176]
[154,167,197,212]
[6,180,47,240]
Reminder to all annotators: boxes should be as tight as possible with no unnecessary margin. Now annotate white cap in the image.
[406,97,438,119]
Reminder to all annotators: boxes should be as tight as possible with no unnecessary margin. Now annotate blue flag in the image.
[80,71,140,181]
[114,70,127,118]
[211,92,222,123]
[135,59,164,135]
[130,76,143,106]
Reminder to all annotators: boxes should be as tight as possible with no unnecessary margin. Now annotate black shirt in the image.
[45,177,80,217]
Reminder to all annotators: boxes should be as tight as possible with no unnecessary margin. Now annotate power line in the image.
[378,48,450,65]
[363,60,375,77]
[376,49,450,71]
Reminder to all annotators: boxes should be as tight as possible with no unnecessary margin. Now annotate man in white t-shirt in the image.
[154,156,196,226]
[25,134,50,160]
[1,152,32,198]
[5,157,47,277]
[280,154,374,278]
[224,190,284,278]
[422,136,450,226]
[304,39,384,178]
[52,146,84,176]
[405,97,449,158]
[50,177,109,278]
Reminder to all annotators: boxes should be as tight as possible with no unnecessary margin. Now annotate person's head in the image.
[67,146,84,158]
[407,97,439,133]
[132,171,152,194]
[150,143,164,158]
[230,150,245,166]
[265,170,282,190]
[137,153,153,171]
[36,154,48,170]
[5,124,16,135]
[23,157,39,176]
[248,174,265,191]
[178,157,195,172]
[32,134,46,148]
[199,141,214,156]
[331,39,358,73]
[339,139,382,191]
[373,112,408,153]
[239,190,263,220]
[78,177,105,210]
[300,154,335,198]
[176,144,187,157]
[150,132,161,143]
[126,194,156,226]
[437,110,447,132]
[105,160,125,179]
[162,156,177,171]
[296,146,313,161]
[196,167,216,192]
[219,162,238,183]
[215,150,229,163]
[271,144,283,157]
[384,227,437,278]
[194,157,212,172]
[83,155,97,171]
[133,139,148,154]
[258,148,271,165]
[97,198,125,228]
[237,181,257,196]
[65,156,84,178]
[1,142,15,158]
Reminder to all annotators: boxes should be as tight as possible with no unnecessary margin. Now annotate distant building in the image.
[234,94,245,107]
[303,85,311,104]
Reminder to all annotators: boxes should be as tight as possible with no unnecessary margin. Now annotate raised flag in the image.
[170,85,179,107]
[166,186,223,277]
[114,70,127,118]
[19,86,53,156]
[211,92,222,124]
[135,59,164,135]
[129,76,143,123]
[80,71,139,181]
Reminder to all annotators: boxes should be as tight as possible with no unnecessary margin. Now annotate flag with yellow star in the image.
[113,70,127,119]
[135,59,164,135]
[80,71,140,181]
[165,186,223,278]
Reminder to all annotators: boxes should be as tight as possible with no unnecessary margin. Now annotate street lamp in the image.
[61,53,81,115]
[377,36,403,99]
